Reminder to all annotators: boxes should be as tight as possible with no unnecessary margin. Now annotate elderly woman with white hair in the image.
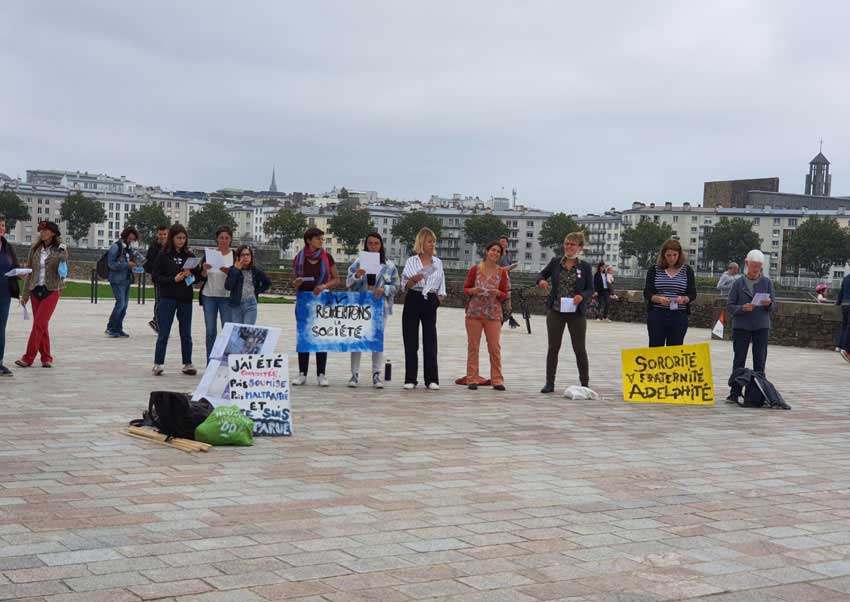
[725,249,776,402]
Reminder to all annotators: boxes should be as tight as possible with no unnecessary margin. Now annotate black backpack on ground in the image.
[728,368,790,410]
[130,391,214,440]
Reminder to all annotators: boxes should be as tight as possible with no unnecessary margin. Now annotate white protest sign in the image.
[228,354,292,436]
[358,251,381,275]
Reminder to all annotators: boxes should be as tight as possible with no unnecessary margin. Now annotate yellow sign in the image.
[621,342,714,405]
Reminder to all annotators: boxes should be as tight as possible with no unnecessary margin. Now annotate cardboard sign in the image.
[621,342,714,405]
[228,354,292,436]
[193,323,281,405]
[295,291,384,352]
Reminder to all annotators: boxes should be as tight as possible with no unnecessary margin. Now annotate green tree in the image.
[704,217,761,269]
[538,212,584,254]
[0,189,30,229]
[60,191,106,245]
[620,219,675,268]
[126,203,171,244]
[188,201,237,240]
[328,208,374,255]
[264,208,307,253]
[786,216,850,278]
[463,214,508,256]
[391,211,443,252]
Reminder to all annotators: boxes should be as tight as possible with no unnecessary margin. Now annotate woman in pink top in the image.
[463,241,510,391]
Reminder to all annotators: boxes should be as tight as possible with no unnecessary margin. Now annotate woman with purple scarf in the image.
[292,227,339,386]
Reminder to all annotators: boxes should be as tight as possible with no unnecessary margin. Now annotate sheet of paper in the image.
[182,257,202,271]
[752,292,771,305]
[358,251,381,275]
[22,305,30,321]
[204,248,227,272]
[479,287,493,296]
[559,297,577,313]
[299,276,315,282]
[418,264,436,277]
[4,268,32,277]
[669,300,678,310]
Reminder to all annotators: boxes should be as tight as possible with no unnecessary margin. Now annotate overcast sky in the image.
[2,1,849,213]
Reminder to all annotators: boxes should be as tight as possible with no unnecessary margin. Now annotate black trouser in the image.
[730,328,769,395]
[647,308,689,347]
[298,352,327,376]
[545,309,589,387]
[596,292,610,319]
[839,305,850,351]
[152,282,160,325]
[402,292,439,385]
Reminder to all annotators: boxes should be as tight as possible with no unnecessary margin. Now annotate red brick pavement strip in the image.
[2,301,850,601]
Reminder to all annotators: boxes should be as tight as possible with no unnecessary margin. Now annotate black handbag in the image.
[31,285,51,300]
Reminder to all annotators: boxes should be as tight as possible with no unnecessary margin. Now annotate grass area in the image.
[59,281,293,303]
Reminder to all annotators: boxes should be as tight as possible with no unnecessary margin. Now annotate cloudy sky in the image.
[2,1,849,213]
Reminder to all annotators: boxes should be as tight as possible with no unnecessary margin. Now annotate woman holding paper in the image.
[150,224,198,376]
[16,220,67,369]
[401,227,446,390]
[463,241,509,390]
[199,225,235,360]
[293,227,340,387]
[535,232,594,393]
[726,249,776,402]
[224,245,272,325]
[0,215,22,376]
[642,239,697,347]
[346,233,399,388]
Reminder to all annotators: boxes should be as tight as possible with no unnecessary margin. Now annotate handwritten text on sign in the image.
[295,291,385,352]
[621,342,714,405]
[228,353,292,435]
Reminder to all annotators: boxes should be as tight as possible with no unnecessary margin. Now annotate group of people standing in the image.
[0,216,780,403]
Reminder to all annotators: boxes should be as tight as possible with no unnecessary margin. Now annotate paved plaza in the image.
[2,298,850,602]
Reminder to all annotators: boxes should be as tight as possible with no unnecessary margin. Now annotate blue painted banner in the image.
[296,291,385,352]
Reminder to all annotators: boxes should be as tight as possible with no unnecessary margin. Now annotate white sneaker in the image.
[348,374,359,388]
[403,382,415,390]
[152,364,163,376]
[427,383,440,391]
[318,374,330,387]
[373,372,384,389]
[293,373,307,386]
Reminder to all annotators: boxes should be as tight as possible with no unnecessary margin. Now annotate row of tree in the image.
[3,187,849,275]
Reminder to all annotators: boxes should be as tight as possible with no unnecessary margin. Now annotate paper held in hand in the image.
[4,268,32,277]
[182,257,202,271]
[559,297,577,313]
[417,264,437,277]
[358,251,381,275]
[751,292,771,305]
[204,248,228,272]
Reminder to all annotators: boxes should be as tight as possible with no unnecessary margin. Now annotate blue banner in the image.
[296,291,385,352]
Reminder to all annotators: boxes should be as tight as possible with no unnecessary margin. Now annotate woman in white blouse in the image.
[401,228,446,390]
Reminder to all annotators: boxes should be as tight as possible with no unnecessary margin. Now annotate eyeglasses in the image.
[239,253,252,258]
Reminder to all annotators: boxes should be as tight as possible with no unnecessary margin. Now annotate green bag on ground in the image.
[195,406,254,446]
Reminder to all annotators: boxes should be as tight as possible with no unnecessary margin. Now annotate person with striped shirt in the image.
[642,239,697,347]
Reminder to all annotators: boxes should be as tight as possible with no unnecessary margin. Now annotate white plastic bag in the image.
[563,385,599,400]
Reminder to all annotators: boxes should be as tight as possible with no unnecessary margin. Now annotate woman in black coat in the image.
[642,238,697,347]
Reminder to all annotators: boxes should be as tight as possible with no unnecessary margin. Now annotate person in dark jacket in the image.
[836,273,850,361]
[0,215,21,376]
[150,224,197,376]
[726,249,776,401]
[224,245,271,325]
[535,231,594,393]
[643,239,697,347]
[105,226,139,338]
[144,225,169,332]
[592,262,614,321]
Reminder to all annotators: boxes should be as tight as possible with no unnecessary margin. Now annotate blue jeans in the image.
[107,282,131,334]
[201,295,231,359]
[0,295,10,364]
[229,297,258,325]
[647,308,689,347]
[155,297,193,365]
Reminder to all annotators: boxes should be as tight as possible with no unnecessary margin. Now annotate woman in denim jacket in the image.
[346,232,399,388]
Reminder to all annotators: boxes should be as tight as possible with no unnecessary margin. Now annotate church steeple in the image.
[805,143,831,196]
[269,166,278,193]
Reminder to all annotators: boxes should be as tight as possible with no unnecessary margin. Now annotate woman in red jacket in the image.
[463,241,510,391]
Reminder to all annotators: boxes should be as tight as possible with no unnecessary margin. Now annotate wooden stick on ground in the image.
[122,431,194,453]
[127,426,211,452]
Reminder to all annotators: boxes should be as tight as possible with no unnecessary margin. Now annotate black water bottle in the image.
[384,360,392,382]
